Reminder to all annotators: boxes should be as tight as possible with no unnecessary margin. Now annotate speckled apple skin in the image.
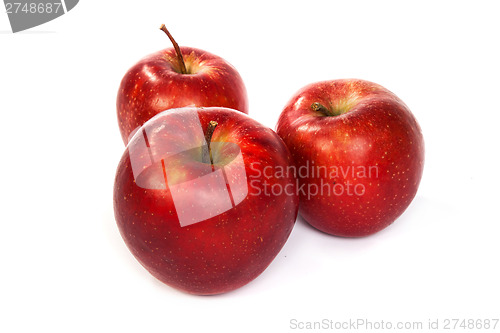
[276,79,424,237]
[117,47,248,144]
[114,107,298,295]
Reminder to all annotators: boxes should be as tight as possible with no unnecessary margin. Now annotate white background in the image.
[1,1,499,332]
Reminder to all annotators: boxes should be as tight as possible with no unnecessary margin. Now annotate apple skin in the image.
[276,79,424,237]
[114,107,298,295]
[116,46,248,144]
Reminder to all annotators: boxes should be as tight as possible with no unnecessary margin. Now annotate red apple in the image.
[116,25,248,144]
[114,106,298,295]
[276,79,424,237]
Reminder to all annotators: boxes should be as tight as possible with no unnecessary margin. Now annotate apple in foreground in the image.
[114,106,298,295]
[276,79,424,237]
[116,25,248,144]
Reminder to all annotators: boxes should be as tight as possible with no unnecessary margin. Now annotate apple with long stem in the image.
[276,79,424,237]
[116,25,248,144]
[114,106,298,294]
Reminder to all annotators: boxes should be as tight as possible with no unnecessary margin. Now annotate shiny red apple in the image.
[114,106,298,295]
[116,25,248,144]
[276,79,424,237]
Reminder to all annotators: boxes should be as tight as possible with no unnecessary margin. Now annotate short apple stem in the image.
[204,121,218,166]
[311,102,333,116]
[159,24,187,74]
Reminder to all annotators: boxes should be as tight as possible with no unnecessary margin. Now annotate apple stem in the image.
[204,121,218,166]
[159,24,187,74]
[311,102,333,116]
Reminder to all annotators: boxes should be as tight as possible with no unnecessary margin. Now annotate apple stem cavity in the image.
[203,121,218,166]
[159,24,188,74]
[311,102,336,117]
